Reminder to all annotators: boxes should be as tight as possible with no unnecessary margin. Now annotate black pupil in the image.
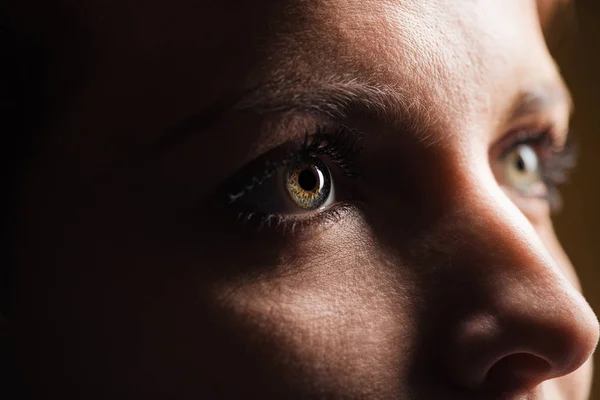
[298,168,319,192]
[516,156,526,172]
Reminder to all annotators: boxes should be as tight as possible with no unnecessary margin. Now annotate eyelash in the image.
[301,125,363,178]
[226,125,363,230]
[500,128,577,212]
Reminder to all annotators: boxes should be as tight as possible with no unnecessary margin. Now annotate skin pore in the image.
[5,0,599,399]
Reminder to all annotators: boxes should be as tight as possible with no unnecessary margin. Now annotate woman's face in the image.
[11,0,599,398]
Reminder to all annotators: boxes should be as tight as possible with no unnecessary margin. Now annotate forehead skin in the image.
[8,0,572,209]
[9,0,596,399]
[10,0,566,142]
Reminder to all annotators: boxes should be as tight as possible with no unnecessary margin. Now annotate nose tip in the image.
[449,291,599,391]
[487,308,599,391]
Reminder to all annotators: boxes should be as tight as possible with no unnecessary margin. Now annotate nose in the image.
[436,202,599,391]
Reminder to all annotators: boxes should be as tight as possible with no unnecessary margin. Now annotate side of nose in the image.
[432,201,599,392]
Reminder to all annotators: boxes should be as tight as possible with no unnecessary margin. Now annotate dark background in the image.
[551,0,600,398]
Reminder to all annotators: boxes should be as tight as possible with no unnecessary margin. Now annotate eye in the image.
[494,129,578,213]
[223,126,361,225]
[285,156,334,210]
[501,144,545,196]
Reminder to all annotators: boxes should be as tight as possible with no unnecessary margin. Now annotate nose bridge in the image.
[423,191,600,389]
[443,193,578,316]
[442,195,561,294]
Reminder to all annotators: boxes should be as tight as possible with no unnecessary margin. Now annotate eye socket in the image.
[502,144,546,196]
[285,156,334,211]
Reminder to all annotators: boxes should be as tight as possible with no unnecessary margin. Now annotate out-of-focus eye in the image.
[286,156,333,210]
[501,144,546,197]
[493,130,577,213]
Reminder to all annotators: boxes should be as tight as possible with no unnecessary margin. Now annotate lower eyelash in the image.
[235,202,357,235]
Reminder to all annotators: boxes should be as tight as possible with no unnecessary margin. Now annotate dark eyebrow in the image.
[509,83,573,122]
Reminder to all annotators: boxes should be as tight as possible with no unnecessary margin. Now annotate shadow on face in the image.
[3,0,598,399]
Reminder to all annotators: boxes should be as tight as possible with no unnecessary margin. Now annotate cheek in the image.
[548,357,594,400]
[138,221,418,397]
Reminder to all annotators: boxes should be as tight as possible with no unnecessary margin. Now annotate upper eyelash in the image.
[540,136,577,186]
[227,125,363,204]
[301,125,363,178]
[542,136,577,212]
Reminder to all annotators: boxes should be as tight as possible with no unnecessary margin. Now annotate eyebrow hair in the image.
[231,77,422,120]
[162,76,428,149]
[164,75,572,149]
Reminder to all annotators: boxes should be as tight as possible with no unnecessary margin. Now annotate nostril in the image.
[486,353,552,390]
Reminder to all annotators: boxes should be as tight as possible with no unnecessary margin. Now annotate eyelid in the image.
[490,123,566,163]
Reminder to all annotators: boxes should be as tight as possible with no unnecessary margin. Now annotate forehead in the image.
[12,0,565,144]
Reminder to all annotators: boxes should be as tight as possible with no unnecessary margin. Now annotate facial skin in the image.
[5,0,599,398]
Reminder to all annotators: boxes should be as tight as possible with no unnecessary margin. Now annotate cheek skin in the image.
[137,217,419,398]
